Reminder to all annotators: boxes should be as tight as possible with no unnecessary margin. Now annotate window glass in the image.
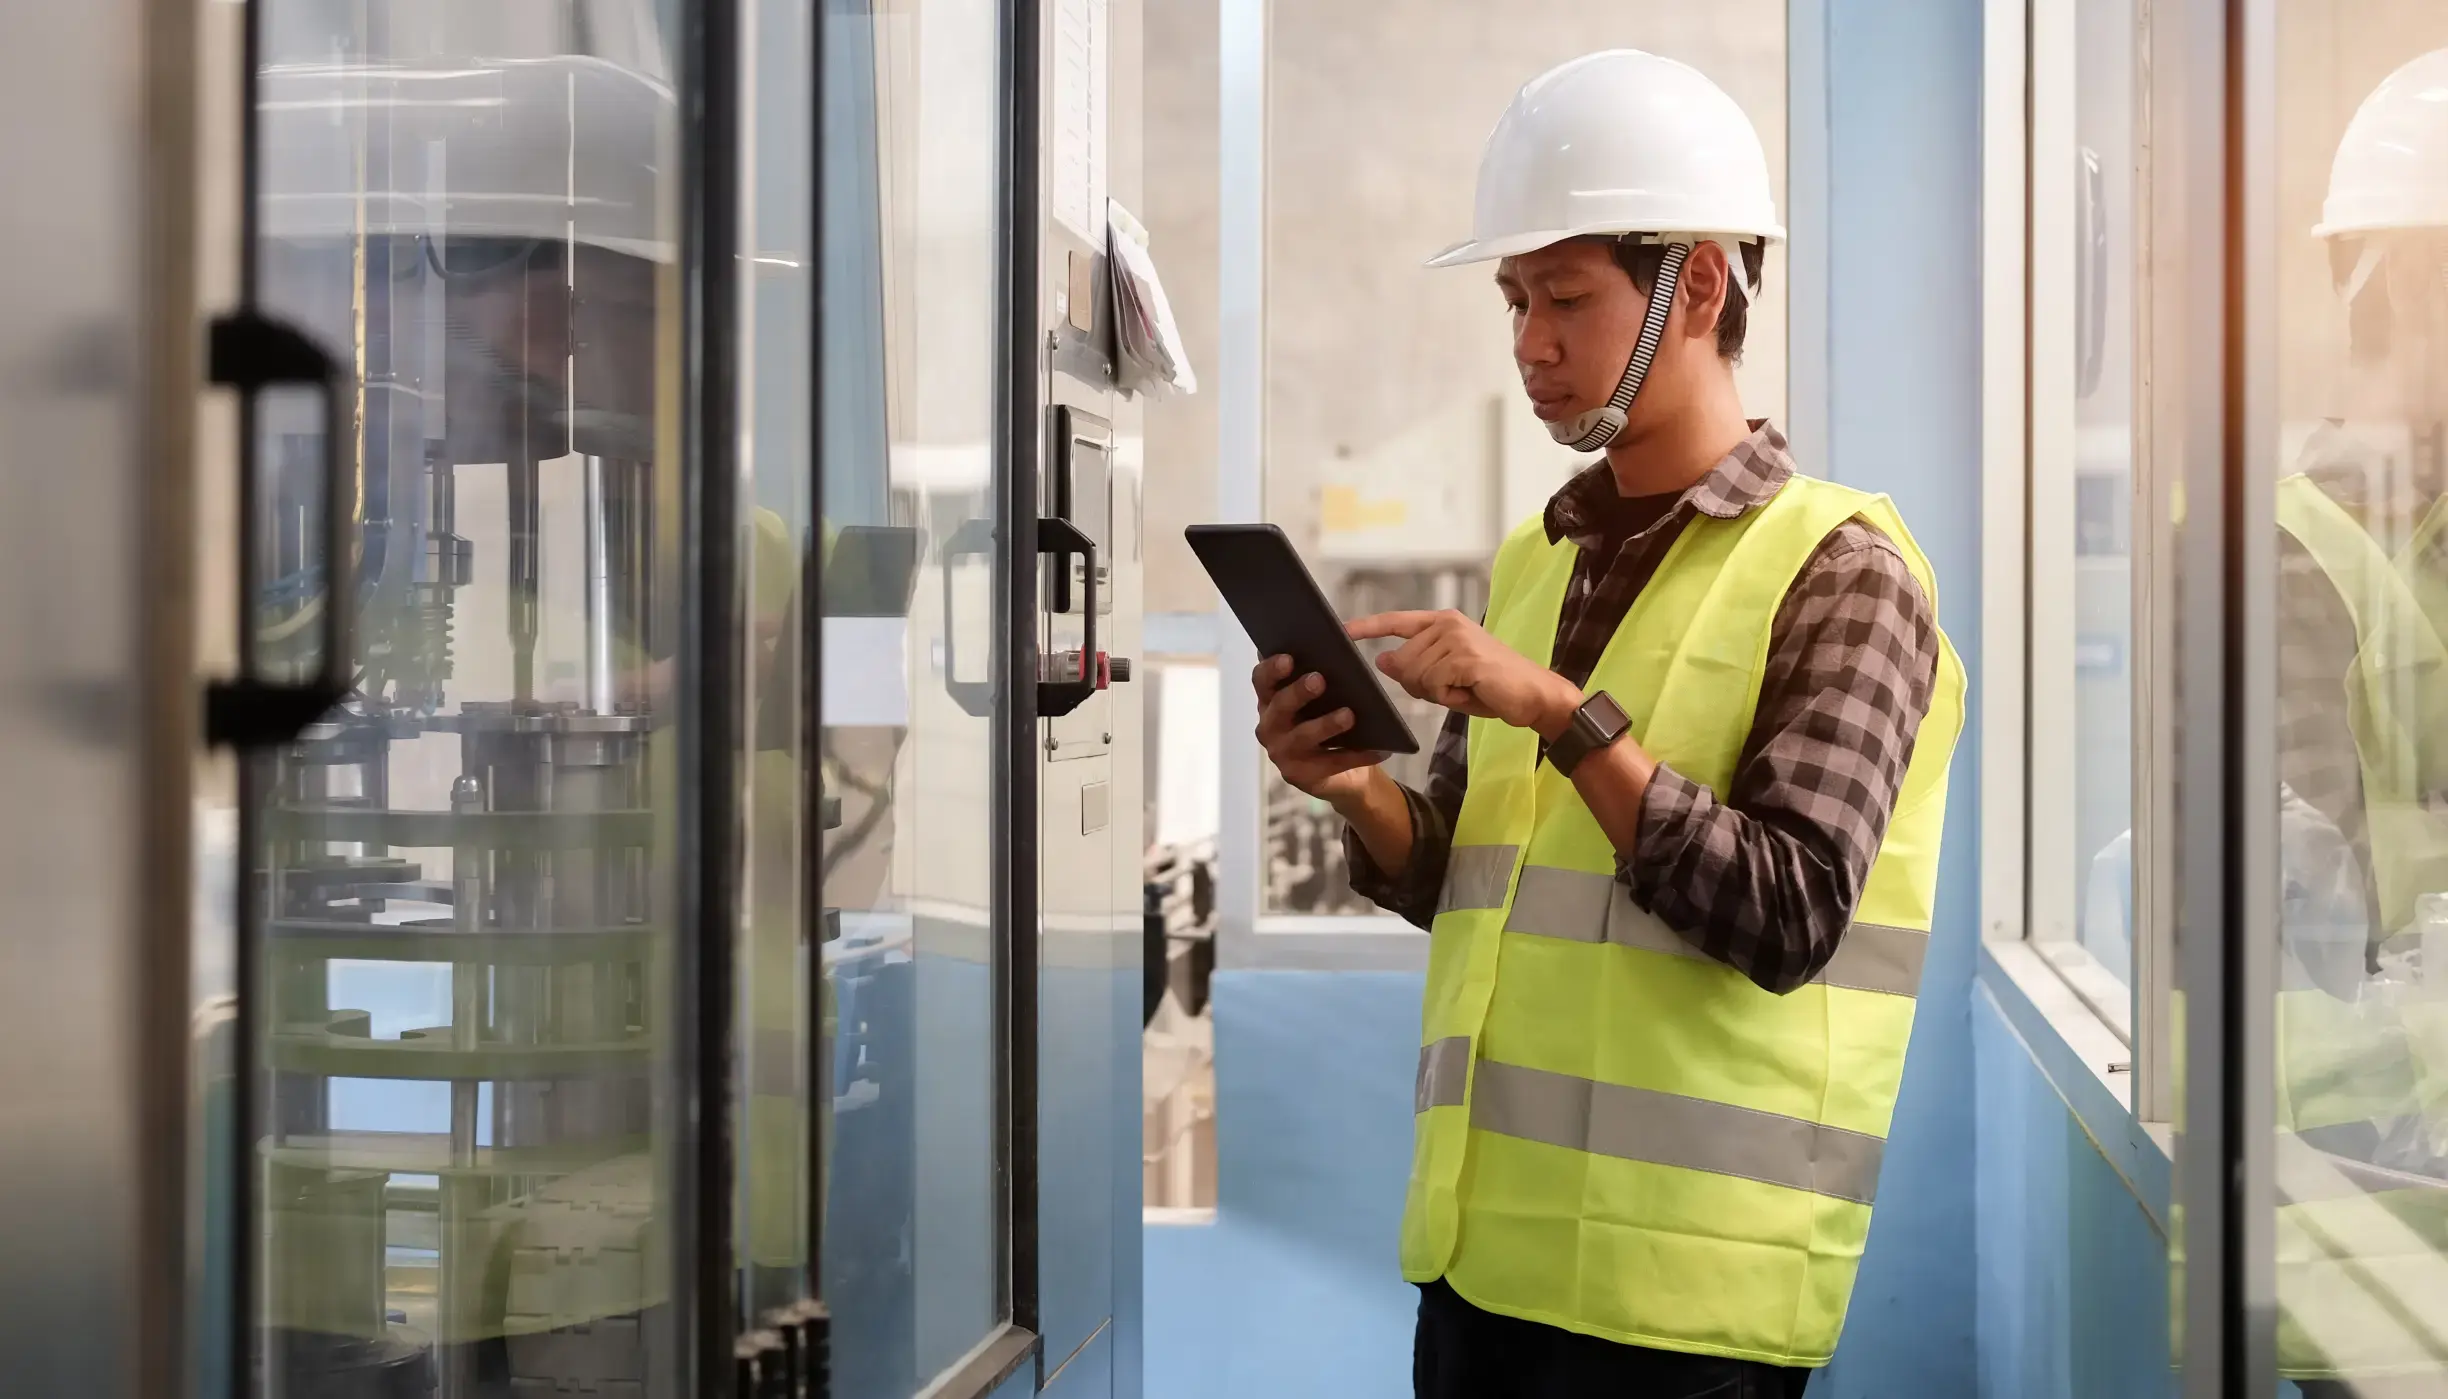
[2262,4,2448,1386]
[739,0,818,1327]
[2068,0,2137,988]
[2030,0,2141,1005]
[820,0,1010,1392]
[1256,3,1788,915]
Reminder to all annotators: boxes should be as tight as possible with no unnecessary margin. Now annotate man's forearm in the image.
[1331,767,1418,880]
[1527,682,1657,862]
[1564,732,1658,856]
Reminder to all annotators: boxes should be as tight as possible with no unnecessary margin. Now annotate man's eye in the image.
[1552,295,1585,310]
[1503,299,1527,315]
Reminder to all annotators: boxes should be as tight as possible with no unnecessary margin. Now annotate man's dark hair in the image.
[1607,238,1767,362]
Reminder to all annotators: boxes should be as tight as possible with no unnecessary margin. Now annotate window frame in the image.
[1988,0,2183,1120]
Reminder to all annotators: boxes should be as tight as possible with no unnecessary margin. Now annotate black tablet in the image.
[1185,523,1421,755]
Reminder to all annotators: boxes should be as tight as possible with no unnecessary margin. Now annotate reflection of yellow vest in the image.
[2271,476,2434,1135]
[2276,475,2448,937]
[743,507,821,1273]
[2268,474,2448,1381]
[1398,476,1965,1367]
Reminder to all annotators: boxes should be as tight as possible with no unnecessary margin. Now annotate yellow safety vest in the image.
[1399,474,1966,1367]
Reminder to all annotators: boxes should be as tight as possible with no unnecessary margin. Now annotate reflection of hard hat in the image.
[2317,47,2448,239]
[1426,50,1783,270]
[258,53,676,262]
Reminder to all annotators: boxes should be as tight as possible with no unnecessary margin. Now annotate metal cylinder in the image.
[585,454,618,714]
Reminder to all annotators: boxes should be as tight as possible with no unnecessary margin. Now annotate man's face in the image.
[2381,234,2448,428]
[1496,239,1653,431]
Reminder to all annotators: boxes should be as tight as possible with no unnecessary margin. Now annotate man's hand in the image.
[1253,655,1388,803]
[1348,610,1582,737]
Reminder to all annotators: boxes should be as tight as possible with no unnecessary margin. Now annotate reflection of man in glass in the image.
[2271,45,2448,1394]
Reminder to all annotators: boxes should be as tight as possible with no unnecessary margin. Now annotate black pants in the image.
[1415,1281,1813,1399]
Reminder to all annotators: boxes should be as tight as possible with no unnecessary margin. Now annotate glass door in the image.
[224,3,698,1395]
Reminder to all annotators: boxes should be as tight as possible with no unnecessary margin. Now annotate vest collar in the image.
[1542,419,1796,548]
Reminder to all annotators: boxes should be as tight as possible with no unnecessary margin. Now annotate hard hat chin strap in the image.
[1547,240,1691,453]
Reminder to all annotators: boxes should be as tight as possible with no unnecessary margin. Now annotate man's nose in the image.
[1514,311,1561,368]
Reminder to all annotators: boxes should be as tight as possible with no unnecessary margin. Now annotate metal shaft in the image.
[508,454,540,704]
[584,454,617,713]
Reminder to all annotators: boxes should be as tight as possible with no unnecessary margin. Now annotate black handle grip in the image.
[206,310,354,748]
[940,517,997,718]
[1037,516,1099,717]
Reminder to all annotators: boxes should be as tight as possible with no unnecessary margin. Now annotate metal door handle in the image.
[1037,517,1100,717]
[206,310,355,748]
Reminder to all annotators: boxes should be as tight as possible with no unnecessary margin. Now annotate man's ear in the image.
[1678,241,1731,342]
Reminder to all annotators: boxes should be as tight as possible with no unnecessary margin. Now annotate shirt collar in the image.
[1542,419,1795,547]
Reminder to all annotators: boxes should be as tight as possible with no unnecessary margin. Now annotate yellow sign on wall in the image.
[1319,485,1411,534]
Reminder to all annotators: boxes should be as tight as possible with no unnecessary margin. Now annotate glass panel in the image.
[2065,0,2139,991]
[246,4,686,1396]
[1257,5,1789,915]
[819,0,1008,1393]
[2264,6,2448,1390]
[740,0,818,1326]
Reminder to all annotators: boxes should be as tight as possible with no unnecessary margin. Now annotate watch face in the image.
[1584,691,1631,739]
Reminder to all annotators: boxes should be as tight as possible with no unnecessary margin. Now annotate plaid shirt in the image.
[1344,422,1941,994]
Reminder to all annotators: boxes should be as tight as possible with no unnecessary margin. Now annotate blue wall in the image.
[1815,0,1985,1391]
[1972,971,2176,1399]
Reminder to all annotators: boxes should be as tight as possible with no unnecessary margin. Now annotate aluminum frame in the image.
[1212,0,1270,970]
[1980,0,2032,973]
[680,0,750,1382]
[2166,0,2276,1387]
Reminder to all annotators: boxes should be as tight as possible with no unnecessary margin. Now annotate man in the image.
[1251,51,1964,1397]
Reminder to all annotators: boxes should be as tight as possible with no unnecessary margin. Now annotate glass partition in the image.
[2259,4,2448,1389]
[243,3,690,1395]
[739,0,819,1331]
[819,0,1012,1392]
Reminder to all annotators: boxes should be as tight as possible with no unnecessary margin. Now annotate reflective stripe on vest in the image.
[1437,843,1520,913]
[1497,863,1929,997]
[1415,1041,1885,1205]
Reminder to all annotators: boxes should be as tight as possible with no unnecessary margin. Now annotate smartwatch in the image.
[1548,690,1632,778]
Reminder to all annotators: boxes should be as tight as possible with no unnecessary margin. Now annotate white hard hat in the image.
[1427,49,1784,270]
[2316,47,2448,239]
